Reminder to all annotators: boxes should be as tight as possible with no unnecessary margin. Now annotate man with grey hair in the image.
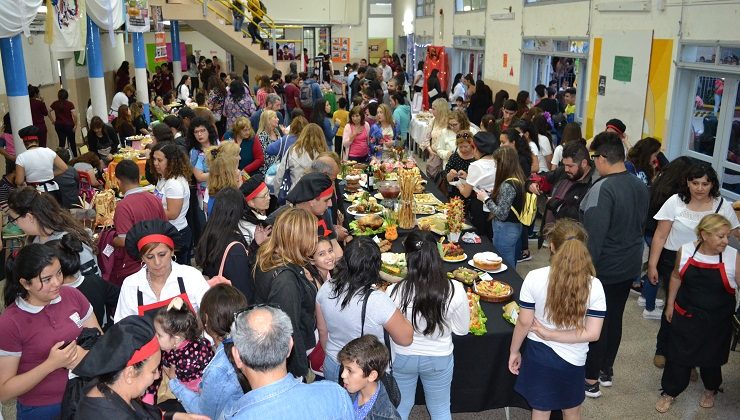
[250,93,284,130]
[223,306,353,419]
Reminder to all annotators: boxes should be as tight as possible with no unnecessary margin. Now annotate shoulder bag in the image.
[206,241,247,287]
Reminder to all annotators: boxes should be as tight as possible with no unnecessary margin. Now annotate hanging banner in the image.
[331,38,350,63]
[151,5,164,32]
[154,32,168,62]
[126,0,150,33]
[47,0,87,52]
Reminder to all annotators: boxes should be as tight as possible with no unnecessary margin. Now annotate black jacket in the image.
[253,263,317,378]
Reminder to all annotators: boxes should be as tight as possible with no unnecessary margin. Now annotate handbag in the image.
[276,147,293,206]
[357,292,402,408]
[265,135,289,191]
[206,241,247,287]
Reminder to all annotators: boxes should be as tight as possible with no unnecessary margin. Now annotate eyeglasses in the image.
[7,213,23,224]
[592,153,607,159]
[233,303,282,322]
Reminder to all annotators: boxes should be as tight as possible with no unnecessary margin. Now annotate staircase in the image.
[158,0,290,77]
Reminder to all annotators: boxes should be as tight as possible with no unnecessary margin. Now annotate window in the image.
[455,0,485,12]
[525,0,587,4]
[416,0,433,17]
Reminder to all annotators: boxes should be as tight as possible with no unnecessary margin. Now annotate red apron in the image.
[137,277,194,319]
[670,249,736,367]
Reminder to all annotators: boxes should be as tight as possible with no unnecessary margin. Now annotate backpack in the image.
[96,227,125,285]
[299,82,314,108]
[505,178,537,226]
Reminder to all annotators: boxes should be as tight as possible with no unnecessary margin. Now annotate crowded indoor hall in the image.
[0,0,738,419]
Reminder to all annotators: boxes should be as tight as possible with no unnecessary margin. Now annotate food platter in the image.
[414,193,444,206]
[468,260,508,274]
[413,204,436,215]
[380,252,406,283]
[442,253,467,263]
[347,205,383,217]
[473,279,514,303]
[418,214,472,236]
[447,267,479,286]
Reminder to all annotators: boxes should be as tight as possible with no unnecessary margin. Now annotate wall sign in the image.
[613,56,633,82]
[598,75,606,95]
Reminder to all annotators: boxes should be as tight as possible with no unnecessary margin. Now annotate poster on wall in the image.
[126,0,150,32]
[331,38,350,62]
[46,0,87,52]
[154,32,168,63]
[319,28,329,55]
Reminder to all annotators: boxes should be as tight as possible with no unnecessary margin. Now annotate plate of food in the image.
[474,279,514,303]
[344,191,366,202]
[413,204,436,215]
[347,197,383,217]
[418,214,473,236]
[345,174,363,192]
[380,252,406,283]
[349,214,387,236]
[414,193,444,206]
[440,242,467,262]
[447,267,479,286]
[469,252,507,273]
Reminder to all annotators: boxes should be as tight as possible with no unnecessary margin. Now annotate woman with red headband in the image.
[74,315,207,419]
[113,220,210,323]
[14,125,68,205]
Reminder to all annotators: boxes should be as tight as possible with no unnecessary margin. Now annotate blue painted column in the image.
[132,32,150,124]
[0,35,32,154]
[87,17,108,122]
[170,20,183,85]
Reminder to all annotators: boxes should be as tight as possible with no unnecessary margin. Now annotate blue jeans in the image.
[16,402,61,420]
[323,354,340,383]
[393,353,454,420]
[493,220,522,269]
[233,15,244,32]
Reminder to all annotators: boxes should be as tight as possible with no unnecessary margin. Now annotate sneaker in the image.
[638,296,664,308]
[598,369,613,387]
[517,251,532,262]
[528,231,539,240]
[585,381,601,398]
[654,354,666,368]
[643,308,663,320]
[630,284,643,295]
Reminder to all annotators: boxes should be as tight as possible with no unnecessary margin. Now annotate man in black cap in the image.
[223,306,353,418]
[268,172,344,259]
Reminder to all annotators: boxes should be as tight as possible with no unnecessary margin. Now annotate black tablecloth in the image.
[340,174,529,412]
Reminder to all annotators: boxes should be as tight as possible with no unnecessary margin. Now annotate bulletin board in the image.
[367,39,387,61]
[145,42,187,72]
[594,30,653,143]
[331,38,350,62]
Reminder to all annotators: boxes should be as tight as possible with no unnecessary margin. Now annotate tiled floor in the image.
[408,239,740,419]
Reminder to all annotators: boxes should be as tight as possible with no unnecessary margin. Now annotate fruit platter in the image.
[380,252,407,283]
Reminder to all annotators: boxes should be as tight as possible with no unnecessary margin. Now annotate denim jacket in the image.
[350,382,401,420]
[170,342,244,419]
[220,373,354,419]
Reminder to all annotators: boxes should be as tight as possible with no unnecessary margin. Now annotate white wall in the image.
[262,0,361,25]
[483,0,524,93]
[453,11,486,38]
[331,0,368,64]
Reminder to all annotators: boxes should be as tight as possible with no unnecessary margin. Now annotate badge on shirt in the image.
[69,312,82,328]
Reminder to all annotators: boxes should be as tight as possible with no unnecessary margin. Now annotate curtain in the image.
[0,0,43,38]
[86,0,124,45]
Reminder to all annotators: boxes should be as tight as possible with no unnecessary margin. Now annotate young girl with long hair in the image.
[195,188,252,300]
[476,147,525,268]
[151,142,193,264]
[8,187,101,277]
[387,231,469,419]
[316,237,413,382]
[509,219,605,419]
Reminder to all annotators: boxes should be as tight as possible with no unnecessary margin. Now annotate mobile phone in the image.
[59,340,73,349]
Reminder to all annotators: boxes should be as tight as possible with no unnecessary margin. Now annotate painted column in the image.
[170,20,183,84]
[132,32,150,124]
[87,17,108,122]
[0,35,31,154]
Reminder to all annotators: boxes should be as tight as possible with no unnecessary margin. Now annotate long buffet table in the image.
[340,174,529,413]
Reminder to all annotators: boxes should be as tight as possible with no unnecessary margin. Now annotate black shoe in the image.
[598,369,613,387]
[517,250,532,262]
[528,231,539,240]
[585,381,601,398]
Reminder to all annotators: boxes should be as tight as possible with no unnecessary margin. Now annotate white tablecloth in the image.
[409,115,434,151]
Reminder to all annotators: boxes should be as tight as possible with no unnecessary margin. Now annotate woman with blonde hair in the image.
[273,123,328,194]
[425,98,454,185]
[509,219,606,420]
[229,116,259,172]
[253,207,320,378]
[205,141,241,214]
[656,213,737,413]
[266,115,309,159]
[256,109,282,174]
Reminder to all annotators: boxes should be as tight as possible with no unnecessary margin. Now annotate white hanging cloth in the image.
[0,0,43,38]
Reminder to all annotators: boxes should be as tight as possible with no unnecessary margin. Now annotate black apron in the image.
[136,276,193,320]
[668,247,736,366]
